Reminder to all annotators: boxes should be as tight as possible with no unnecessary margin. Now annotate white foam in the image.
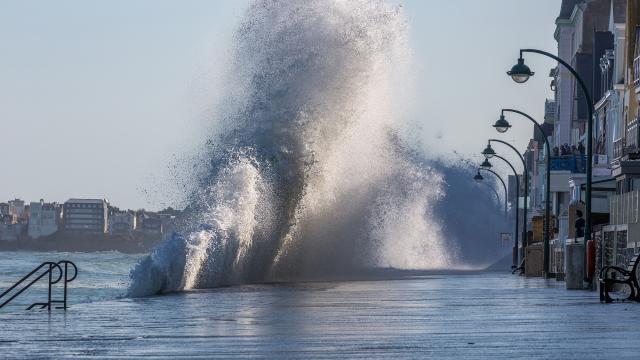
[128,0,503,297]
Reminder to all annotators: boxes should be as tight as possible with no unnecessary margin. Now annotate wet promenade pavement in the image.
[1,272,639,359]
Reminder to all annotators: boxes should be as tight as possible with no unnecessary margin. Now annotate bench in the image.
[599,255,640,303]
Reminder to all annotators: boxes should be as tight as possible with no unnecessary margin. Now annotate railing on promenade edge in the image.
[0,260,77,311]
[610,190,640,226]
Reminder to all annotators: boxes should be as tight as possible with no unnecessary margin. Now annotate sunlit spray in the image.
[128,0,508,297]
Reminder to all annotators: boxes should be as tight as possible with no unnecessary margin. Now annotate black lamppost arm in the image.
[479,167,508,215]
[519,49,594,109]
[518,48,594,283]
[479,178,502,210]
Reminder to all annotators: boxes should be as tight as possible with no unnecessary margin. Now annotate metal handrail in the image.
[0,262,62,309]
[0,260,78,311]
[53,260,78,310]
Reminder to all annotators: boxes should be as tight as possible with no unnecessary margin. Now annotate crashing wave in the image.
[128,0,507,297]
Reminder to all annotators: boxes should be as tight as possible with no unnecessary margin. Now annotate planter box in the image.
[525,243,543,277]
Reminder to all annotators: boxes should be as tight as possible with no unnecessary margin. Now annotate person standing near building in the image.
[575,210,585,239]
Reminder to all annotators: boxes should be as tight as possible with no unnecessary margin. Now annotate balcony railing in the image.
[634,55,639,87]
[627,117,640,153]
[550,155,587,173]
[614,137,625,160]
[611,118,640,159]
[610,190,640,225]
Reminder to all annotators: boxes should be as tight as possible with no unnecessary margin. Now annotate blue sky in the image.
[0,0,560,209]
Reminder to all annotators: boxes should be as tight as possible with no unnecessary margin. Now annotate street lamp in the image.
[507,57,535,83]
[482,143,496,159]
[474,171,484,182]
[485,139,529,269]
[481,159,493,169]
[493,108,552,277]
[492,114,512,133]
[509,48,594,284]
[490,155,522,269]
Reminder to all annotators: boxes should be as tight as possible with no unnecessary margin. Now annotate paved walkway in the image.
[1,272,638,359]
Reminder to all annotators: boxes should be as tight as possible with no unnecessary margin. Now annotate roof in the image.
[65,199,106,204]
[558,0,583,19]
[112,211,134,216]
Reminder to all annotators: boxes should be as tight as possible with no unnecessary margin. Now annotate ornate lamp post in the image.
[508,49,594,282]
[483,155,523,268]
[493,108,552,276]
[484,140,529,268]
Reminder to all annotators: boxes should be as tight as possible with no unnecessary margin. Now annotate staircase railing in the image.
[51,260,78,310]
[0,260,78,311]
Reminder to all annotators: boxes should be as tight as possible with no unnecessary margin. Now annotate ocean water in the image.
[0,251,142,311]
[2,252,640,359]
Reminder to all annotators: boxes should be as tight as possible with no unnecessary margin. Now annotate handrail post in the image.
[47,263,53,311]
[63,262,68,309]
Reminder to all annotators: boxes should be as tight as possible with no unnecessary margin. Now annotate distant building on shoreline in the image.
[8,199,28,224]
[28,199,60,239]
[0,196,182,242]
[63,199,109,233]
[0,199,29,241]
[0,223,24,242]
[108,210,136,235]
[0,203,9,218]
[136,211,163,234]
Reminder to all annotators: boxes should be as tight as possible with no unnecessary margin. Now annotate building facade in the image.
[605,0,640,269]
[541,0,640,278]
[0,203,9,217]
[0,223,24,242]
[108,210,136,235]
[63,199,109,233]
[136,211,163,234]
[7,198,28,224]
[27,199,60,239]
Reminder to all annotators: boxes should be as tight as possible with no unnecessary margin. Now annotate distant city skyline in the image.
[0,0,559,209]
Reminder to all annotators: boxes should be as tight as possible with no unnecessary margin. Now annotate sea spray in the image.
[128,0,507,297]
[431,158,512,268]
